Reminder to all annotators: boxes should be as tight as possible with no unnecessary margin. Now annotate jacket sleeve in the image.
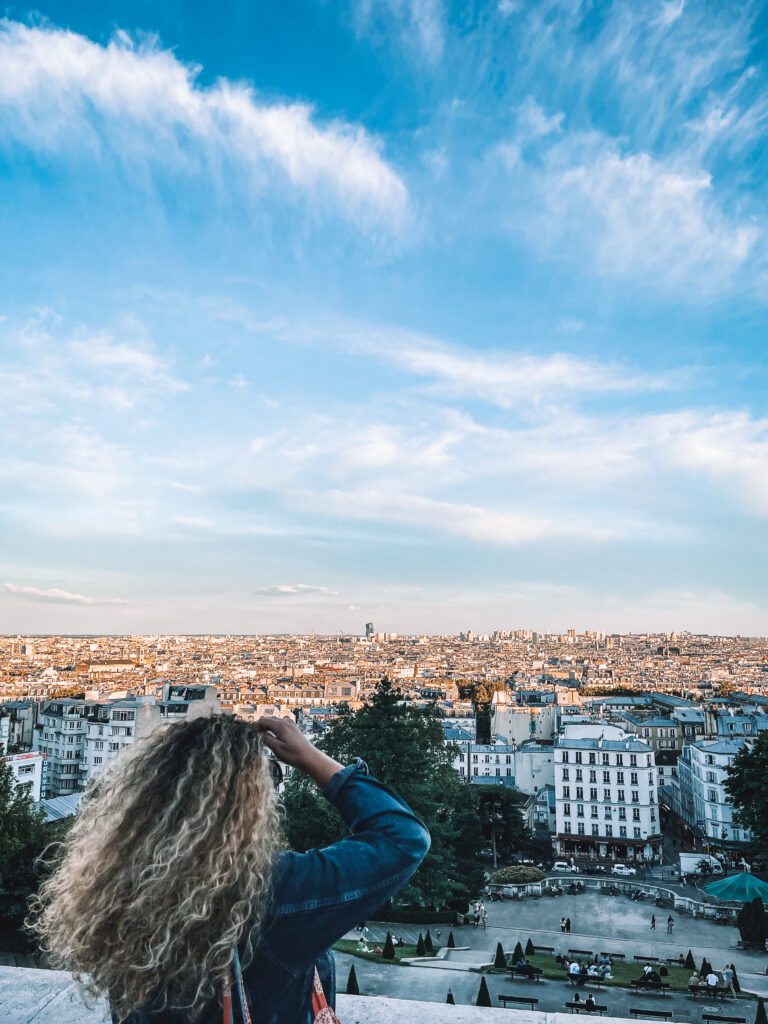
[265,759,431,968]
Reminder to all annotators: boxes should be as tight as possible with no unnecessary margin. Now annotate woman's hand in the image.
[256,715,343,789]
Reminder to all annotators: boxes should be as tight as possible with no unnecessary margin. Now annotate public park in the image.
[333,872,768,1021]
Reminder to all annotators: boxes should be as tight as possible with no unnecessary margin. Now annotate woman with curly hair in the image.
[28,713,430,1023]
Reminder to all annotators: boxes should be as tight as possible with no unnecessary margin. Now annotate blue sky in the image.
[1,0,767,636]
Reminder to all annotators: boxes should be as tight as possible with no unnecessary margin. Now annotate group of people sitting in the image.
[557,953,614,984]
[569,992,600,1012]
[634,965,666,988]
[688,966,735,996]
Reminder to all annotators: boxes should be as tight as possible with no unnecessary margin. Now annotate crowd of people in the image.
[688,965,737,996]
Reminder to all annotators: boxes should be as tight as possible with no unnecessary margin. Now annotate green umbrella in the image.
[702,872,768,903]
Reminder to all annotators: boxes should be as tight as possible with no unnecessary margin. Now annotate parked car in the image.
[552,861,571,872]
[611,864,637,877]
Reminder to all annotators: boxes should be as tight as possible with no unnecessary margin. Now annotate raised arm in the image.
[256,716,431,967]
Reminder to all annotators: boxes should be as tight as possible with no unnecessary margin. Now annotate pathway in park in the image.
[338,890,768,1011]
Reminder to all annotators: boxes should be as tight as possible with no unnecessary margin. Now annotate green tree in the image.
[446,990,455,1004]
[346,965,359,995]
[383,931,395,959]
[447,931,455,948]
[525,938,535,956]
[725,732,768,861]
[477,786,531,859]
[476,977,492,1007]
[737,898,768,946]
[700,958,712,978]
[0,760,66,948]
[731,963,741,994]
[425,929,433,952]
[280,679,484,909]
[416,933,425,956]
[494,942,506,968]
[754,998,766,1024]
[512,941,524,962]
[685,950,696,970]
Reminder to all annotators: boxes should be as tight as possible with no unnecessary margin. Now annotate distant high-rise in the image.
[365,622,374,639]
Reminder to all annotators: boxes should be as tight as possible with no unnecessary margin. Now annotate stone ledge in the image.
[0,966,698,1024]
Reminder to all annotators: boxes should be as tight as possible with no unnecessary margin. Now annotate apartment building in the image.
[554,735,662,863]
[34,686,220,796]
[2,751,45,801]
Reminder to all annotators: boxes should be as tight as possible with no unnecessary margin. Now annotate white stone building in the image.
[554,733,662,862]
[2,751,44,801]
[687,738,752,849]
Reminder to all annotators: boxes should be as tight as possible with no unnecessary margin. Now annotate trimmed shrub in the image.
[346,965,359,995]
[738,898,768,946]
[425,929,434,953]
[446,990,456,1005]
[495,942,507,968]
[512,941,524,962]
[685,950,695,970]
[700,958,712,978]
[489,865,546,885]
[383,931,395,959]
[416,933,426,956]
[476,977,492,1007]
[754,998,767,1024]
[525,938,536,956]
[447,931,456,948]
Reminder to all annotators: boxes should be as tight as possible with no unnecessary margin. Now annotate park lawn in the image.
[486,953,693,992]
[332,939,439,964]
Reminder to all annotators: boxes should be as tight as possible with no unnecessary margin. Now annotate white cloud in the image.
[356,0,444,62]
[0,19,407,230]
[495,126,761,290]
[656,0,686,28]
[253,584,341,597]
[310,488,627,546]
[4,582,125,605]
[68,334,187,392]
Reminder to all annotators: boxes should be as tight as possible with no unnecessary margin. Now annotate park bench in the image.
[632,982,670,997]
[508,966,543,982]
[629,1009,672,1021]
[664,958,684,965]
[533,945,555,954]
[499,994,539,1010]
[566,1002,607,1016]
[634,955,660,963]
[691,987,732,1000]
[701,1015,745,1024]
[569,949,594,957]
[600,951,626,960]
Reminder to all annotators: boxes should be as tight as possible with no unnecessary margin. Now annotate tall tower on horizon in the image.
[365,622,374,639]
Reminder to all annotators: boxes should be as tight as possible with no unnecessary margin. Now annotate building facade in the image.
[554,735,662,862]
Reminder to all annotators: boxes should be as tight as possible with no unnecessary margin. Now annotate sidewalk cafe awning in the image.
[702,871,768,903]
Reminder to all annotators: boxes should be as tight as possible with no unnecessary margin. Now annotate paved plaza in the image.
[338,890,768,1016]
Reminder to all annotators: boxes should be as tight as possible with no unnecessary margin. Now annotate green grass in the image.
[485,953,695,992]
[332,939,439,964]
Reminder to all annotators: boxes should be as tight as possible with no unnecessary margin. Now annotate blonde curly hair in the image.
[27,713,281,1022]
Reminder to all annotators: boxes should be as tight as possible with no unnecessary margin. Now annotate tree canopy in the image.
[725,732,768,860]
[0,760,68,948]
[280,679,484,909]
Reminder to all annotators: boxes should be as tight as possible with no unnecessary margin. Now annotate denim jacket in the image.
[119,759,430,1024]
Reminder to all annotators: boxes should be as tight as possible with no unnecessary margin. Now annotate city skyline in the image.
[2,2,768,635]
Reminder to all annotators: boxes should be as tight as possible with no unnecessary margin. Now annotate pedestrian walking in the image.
[481,908,488,930]
[667,915,674,934]
[650,914,656,931]
[566,917,571,933]
[560,916,566,932]
[723,965,734,995]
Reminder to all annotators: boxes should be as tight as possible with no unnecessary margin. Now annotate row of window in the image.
[561,751,651,767]
[563,823,644,838]
[562,786,649,803]
[562,803,656,822]
[562,768,643,784]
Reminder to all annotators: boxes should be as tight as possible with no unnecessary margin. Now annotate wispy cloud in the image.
[253,584,341,597]
[0,19,408,231]
[4,583,125,605]
[355,0,445,62]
